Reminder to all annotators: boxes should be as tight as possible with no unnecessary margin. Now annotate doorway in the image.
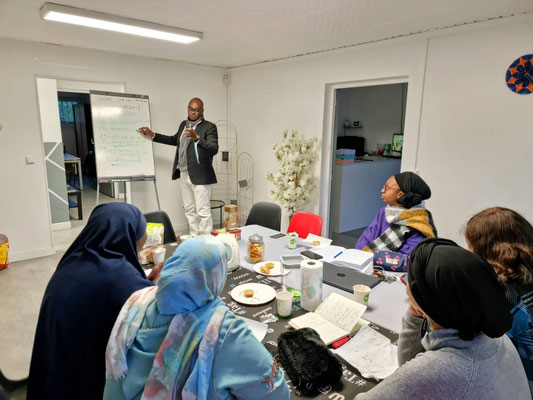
[319,78,409,245]
[36,78,125,250]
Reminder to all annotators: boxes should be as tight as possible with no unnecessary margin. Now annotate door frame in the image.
[319,76,411,238]
[36,76,126,233]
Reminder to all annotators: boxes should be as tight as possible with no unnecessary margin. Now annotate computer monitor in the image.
[392,133,403,152]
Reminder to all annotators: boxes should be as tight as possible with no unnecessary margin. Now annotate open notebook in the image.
[289,293,367,345]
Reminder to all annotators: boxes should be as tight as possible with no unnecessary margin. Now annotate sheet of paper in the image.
[315,292,366,334]
[289,312,348,345]
[312,245,346,262]
[334,325,399,380]
[239,317,268,342]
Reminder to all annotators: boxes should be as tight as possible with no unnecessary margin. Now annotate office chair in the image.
[144,211,177,244]
[245,202,282,231]
[287,211,323,238]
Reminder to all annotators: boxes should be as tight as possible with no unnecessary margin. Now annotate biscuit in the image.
[260,266,270,274]
[244,289,254,297]
[313,240,321,246]
[264,262,274,269]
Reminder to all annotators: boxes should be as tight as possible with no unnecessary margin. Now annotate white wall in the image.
[0,37,225,260]
[229,16,533,242]
[416,21,533,243]
[230,39,427,230]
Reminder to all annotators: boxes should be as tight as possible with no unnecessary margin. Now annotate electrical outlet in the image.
[222,151,229,162]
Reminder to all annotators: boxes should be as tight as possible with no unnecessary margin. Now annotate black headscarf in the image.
[27,203,153,400]
[394,171,431,208]
[408,238,512,340]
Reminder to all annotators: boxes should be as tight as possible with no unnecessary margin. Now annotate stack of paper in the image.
[331,249,373,274]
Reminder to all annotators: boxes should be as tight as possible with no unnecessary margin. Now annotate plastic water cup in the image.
[276,290,294,318]
[152,247,166,265]
[353,284,371,305]
[288,232,298,250]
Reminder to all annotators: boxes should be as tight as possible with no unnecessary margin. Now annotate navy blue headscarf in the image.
[27,203,153,400]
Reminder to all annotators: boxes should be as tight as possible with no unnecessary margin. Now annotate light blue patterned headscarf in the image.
[106,236,231,400]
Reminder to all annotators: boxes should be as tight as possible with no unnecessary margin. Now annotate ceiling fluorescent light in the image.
[40,3,202,44]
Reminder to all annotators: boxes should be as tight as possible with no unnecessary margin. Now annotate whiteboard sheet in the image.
[90,91,155,179]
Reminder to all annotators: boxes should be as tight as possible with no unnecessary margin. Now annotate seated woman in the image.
[465,207,533,394]
[27,203,161,400]
[356,171,437,256]
[357,238,529,399]
[104,236,290,400]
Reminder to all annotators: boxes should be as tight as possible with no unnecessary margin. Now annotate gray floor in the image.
[0,186,116,388]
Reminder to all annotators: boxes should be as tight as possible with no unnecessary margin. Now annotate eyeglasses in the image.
[188,107,202,113]
[382,184,400,192]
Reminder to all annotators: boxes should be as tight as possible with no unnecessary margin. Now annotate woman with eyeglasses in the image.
[356,172,437,268]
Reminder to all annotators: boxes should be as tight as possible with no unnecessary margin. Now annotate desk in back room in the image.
[64,153,83,190]
[331,156,401,233]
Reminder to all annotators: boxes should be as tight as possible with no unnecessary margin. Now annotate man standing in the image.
[139,98,218,235]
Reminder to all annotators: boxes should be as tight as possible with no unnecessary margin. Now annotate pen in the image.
[333,251,343,259]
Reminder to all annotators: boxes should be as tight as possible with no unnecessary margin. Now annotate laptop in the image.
[323,262,380,293]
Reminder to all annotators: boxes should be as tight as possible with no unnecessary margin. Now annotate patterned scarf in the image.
[106,236,231,400]
[365,205,437,252]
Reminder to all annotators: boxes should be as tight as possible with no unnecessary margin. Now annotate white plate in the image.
[230,283,276,306]
[253,261,290,276]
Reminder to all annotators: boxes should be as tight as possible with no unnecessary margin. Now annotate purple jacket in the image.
[355,207,425,256]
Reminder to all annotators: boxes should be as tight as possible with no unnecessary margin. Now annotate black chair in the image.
[0,370,27,399]
[144,211,177,244]
[245,202,282,231]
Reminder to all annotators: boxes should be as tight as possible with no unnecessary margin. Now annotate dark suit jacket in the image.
[153,119,218,185]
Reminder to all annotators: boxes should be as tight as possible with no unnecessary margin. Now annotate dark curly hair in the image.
[465,207,533,285]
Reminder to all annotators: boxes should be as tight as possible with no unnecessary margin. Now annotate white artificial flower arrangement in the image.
[266,130,319,216]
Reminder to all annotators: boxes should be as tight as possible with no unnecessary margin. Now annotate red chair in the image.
[287,211,323,238]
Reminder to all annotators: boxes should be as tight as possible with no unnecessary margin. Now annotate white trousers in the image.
[179,171,212,235]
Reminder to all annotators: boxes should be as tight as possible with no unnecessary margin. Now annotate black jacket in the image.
[153,119,218,185]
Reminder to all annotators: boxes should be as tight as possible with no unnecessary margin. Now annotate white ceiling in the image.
[1,0,532,68]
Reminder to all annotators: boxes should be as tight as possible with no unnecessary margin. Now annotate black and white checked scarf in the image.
[367,206,412,252]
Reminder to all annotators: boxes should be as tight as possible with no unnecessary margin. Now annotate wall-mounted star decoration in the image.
[506,54,533,94]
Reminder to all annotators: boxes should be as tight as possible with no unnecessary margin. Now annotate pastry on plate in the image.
[243,289,254,297]
[313,240,321,246]
[264,262,274,269]
[260,266,271,274]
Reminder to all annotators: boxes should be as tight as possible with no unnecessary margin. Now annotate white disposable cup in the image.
[353,284,371,305]
[180,234,192,242]
[287,232,298,250]
[276,290,294,318]
[153,247,166,265]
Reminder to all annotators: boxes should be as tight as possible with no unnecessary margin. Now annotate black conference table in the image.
[148,225,408,399]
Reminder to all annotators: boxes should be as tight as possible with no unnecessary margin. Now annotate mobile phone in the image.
[400,274,408,286]
[270,233,286,239]
[301,250,323,260]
